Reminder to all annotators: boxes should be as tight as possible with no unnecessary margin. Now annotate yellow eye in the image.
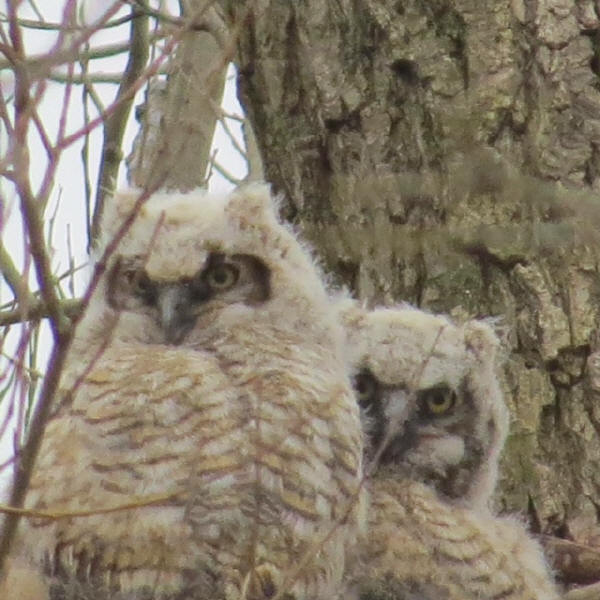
[354,372,379,406]
[206,264,239,290]
[421,387,456,415]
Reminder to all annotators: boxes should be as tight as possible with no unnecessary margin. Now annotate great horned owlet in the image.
[338,302,560,600]
[6,185,366,600]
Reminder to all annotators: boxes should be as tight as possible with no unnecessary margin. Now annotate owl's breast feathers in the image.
[353,479,560,600]
[22,344,365,597]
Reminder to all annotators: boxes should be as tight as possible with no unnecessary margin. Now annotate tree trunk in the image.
[227,0,600,554]
[128,3,229,191]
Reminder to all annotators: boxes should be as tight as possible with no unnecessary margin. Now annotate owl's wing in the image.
[17,342,364,600]
[18,344,238,597]
[348,479,560,600]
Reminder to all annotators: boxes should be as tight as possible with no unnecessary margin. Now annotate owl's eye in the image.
[420,387,457,416]
[124,269,156,304]
[353,371,379,407]
[205,263,240,290]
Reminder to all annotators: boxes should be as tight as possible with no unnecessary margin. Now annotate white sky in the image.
[0,0,248,495]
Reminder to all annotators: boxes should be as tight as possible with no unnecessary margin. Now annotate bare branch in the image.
[92,2,150,245]
[0,242,34,307]
[125,0,206,28]
[217,109,246,159]
[30,111,54,163]
[8,6,70,341]
[0,74,14,135]
[0,299,82,327]
[0,263,87,313]
[0,339,74,572]
[0,41,130,73]
[0,13,141,32]
[0,183,164,574]
[46,70,131,84]
[220,108,244,122]
[242,117,264,182]
[210,155,243,185]
[0,490,181,520]
[24,0,43,22]
[0,3,125,80]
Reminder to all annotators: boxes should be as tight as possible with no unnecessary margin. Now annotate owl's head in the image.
[82,184,336,350]
[339,301,509,507]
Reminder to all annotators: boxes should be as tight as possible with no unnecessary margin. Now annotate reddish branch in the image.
[0,0,220,579]
[0,181,164,574]
[0,1,133,575]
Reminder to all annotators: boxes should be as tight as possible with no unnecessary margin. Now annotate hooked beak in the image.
[368,389,412,475]
[156,283,207,344]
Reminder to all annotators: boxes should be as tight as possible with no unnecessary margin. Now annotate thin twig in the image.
[3,31,170,74]
[0,350,43,382]
[0,183,165,574]
[219,108,244,122]
[272,463,368,600]
[24,0,43,22]
[0,3,83,572]
[6,323,32,463]
[48,68,168,85]
[0,491,181,520]
[0,262,87,312]
[367,325,447,475]
[0,299,82,327]
[0,75,14,135]
[22,324,40,440]
[8,4,69,341]
[211,155,243,185]
[92,2,150,245]
[0,3,125,80]
[55,30,174,155]
[0,339,83,572]
[217,110,247,159]
[0,34,173,73]
[30,110,54,163]
[79,75,105,115]
[242,117,264,182]
[0,241,34,306]
[80,47,94,245]
[0,13,140,32]
[123,0,195,28]
[14,175,70,338]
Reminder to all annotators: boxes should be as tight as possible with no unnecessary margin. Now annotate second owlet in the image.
[7,185,366,600]
[338,302,560,600]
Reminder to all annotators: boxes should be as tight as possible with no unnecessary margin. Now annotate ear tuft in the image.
[98,189,143,239]
[228,183,278,225]
[335,296,366,329]
[463,319,501,362]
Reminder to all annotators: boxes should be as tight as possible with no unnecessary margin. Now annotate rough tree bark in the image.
[225,0,600,578]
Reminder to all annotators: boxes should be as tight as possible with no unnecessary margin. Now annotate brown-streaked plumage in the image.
[339,302,560,600]
[9,185,365,600]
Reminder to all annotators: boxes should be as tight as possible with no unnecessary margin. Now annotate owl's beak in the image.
[156,284,202,344]
[385,389,412,427]
[368,389,412,474]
